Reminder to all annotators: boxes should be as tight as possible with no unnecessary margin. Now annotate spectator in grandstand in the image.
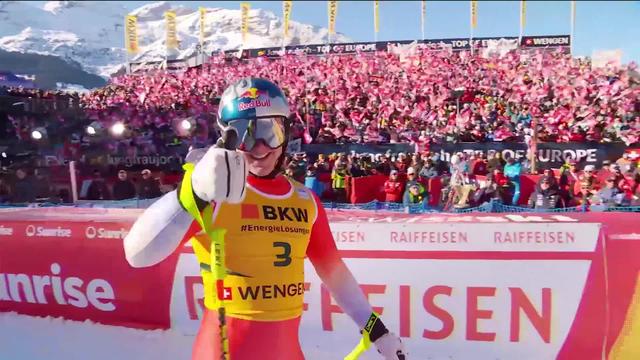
[403,182,428,208]
[418,158,439,179]
[313,154,331,175]
[487,152,505,173]
[528,176,563,210]
[331,159,348,203]
[383,169,404,203]
[11,168,36,203]
[470,153,489,176]
[575,180,595,207]
[592,176,621,206]
[137,169,162,199]
[86,169,111,201]
[112,170,137,200]
[500,156,520,205]
[375,154,393,176]
[304,165,324,197]
[574,165,600,198]
[472,174,505,206]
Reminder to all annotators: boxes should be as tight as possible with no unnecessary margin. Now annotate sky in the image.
[32,1,640,63]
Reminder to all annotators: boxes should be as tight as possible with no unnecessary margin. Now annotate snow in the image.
[0,312,354,359]
[0,1,351,79]
[0,312,192,360]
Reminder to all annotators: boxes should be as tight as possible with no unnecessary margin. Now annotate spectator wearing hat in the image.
[383,169,404,203]
[528,176,563,210]
[113,169,137,200]
[137,169,161,199]
[574,165,600,197]
[403,182,428,208]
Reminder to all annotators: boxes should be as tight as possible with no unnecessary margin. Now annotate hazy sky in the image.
[31,1,640,63]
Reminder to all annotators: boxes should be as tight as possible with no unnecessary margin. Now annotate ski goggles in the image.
[225,116,287,151]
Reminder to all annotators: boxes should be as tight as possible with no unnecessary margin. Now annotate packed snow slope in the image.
[0,312,352,360]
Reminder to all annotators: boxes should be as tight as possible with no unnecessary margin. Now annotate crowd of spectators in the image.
[79,45,640,150]
[0,166,172,204]
[2,43,640,209]
[285,150,640,210]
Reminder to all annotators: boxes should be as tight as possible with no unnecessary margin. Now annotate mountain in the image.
[0,1,351,88]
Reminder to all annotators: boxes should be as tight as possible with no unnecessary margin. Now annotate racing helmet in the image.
[217,77,290,152]
[217,77,291,178]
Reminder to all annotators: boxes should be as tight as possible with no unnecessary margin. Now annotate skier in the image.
[124,78,407,360]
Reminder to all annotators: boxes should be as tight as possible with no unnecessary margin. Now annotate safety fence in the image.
[2,198,640,214]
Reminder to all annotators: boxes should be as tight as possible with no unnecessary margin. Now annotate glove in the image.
[365,313,407,360]
[373,332,406,360]
[190,129,248,204]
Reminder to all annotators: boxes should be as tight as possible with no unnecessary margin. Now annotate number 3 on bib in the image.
[273,242,292,267]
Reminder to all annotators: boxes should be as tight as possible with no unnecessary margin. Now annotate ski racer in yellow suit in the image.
[124,78,407,360]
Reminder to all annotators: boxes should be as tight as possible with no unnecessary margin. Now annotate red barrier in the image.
[0,210,178,330]
[349,174,387,203]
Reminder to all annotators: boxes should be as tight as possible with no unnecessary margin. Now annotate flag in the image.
[328,0,338,35]
[241,2,251,44]
[165,11,178,50]
[374,0,379,34]
[199,7,206,45]
[421,0,426,40]
[470,0,478,29]
[570,0,576,53]
[125,15,139,54]
[283,0,292,37]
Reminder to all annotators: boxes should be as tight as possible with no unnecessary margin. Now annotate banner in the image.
[199,7,206,45]
[164,11,178,50]
[5,208,640,358]
[374,0,379,34]
[124,15,138,54]
[283,0,292,38]
[241,2,251,44]
[470,0,478,29]
[0,218,179,330]
[429,142,627,169]
[247,35,571,59]
[328,0,338,36]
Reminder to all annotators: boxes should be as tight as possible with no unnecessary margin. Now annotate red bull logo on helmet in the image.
[238,87,271,111]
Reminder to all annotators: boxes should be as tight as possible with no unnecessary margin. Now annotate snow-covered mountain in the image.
[0,1,351,80]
